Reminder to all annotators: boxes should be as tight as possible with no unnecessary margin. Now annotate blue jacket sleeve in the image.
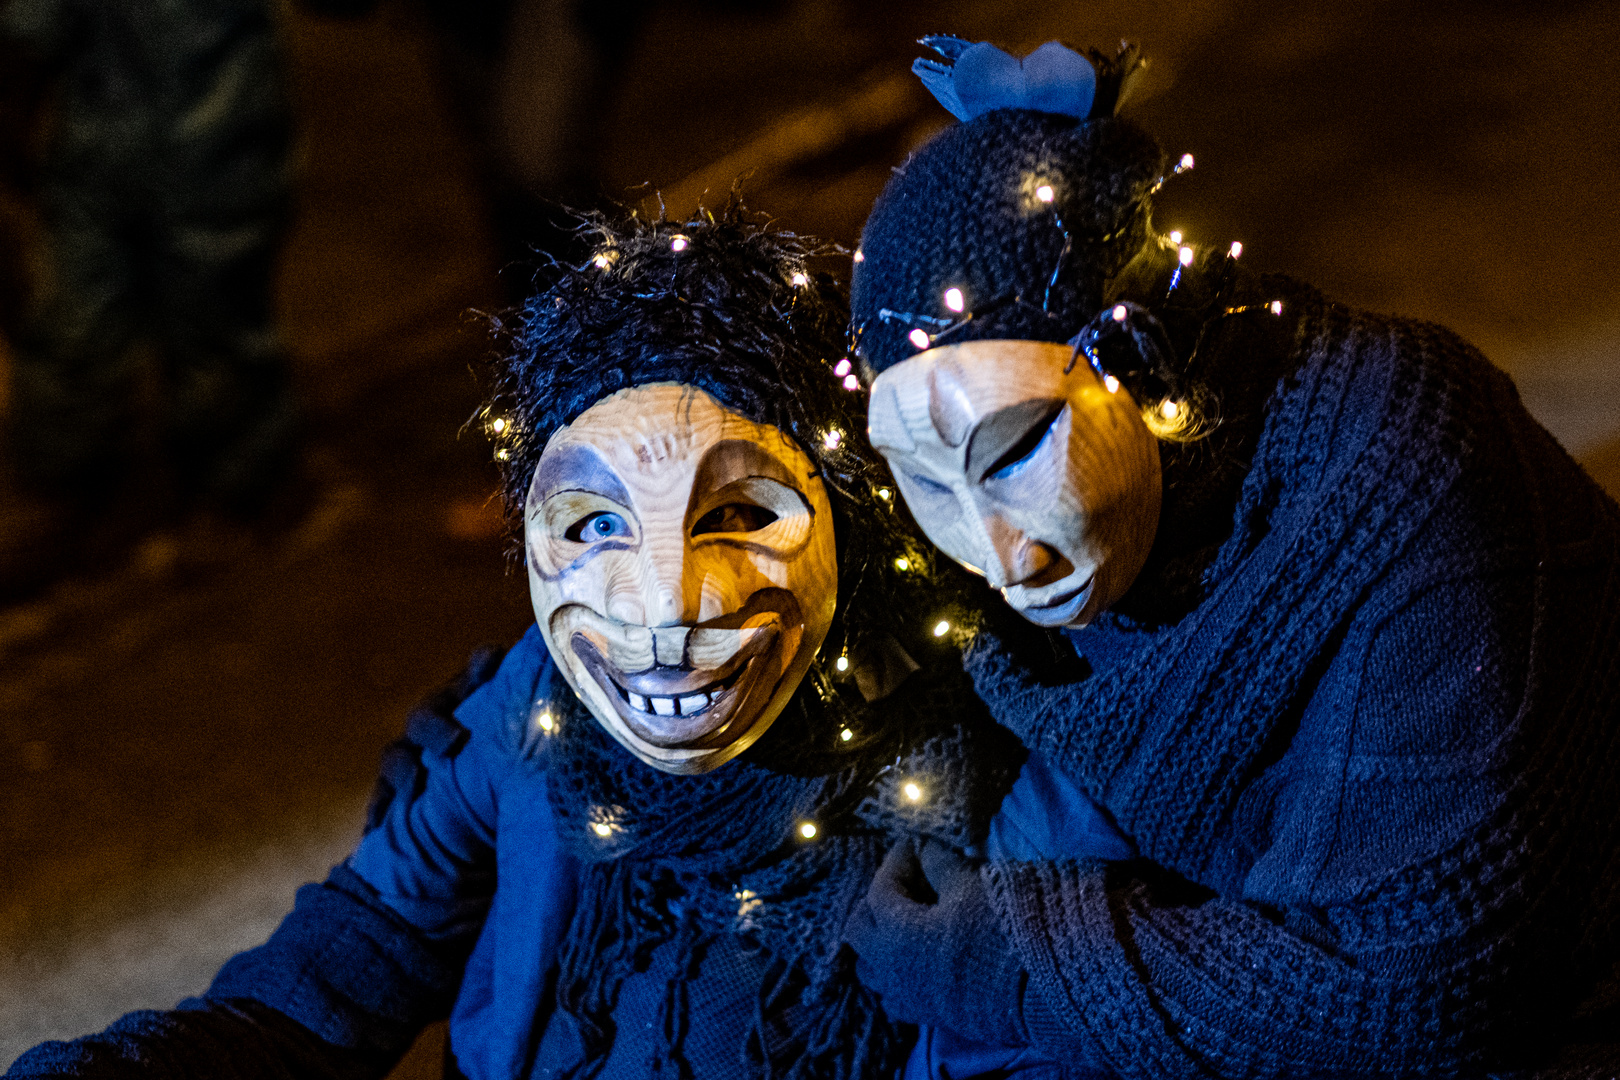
[5,640,563,1080]
[986,750,1136,864]
[206,641,547,1056]
[3,1000,376,1080]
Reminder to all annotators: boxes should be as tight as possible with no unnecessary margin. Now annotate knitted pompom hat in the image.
[851,39,1165,374]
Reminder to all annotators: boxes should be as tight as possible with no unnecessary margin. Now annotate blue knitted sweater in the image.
[968,286,1620,1077]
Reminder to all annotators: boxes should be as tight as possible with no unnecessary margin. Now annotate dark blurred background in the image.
[2,0,1618,1067]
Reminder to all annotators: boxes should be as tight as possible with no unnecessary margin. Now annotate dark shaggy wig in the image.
[483,202,987,754]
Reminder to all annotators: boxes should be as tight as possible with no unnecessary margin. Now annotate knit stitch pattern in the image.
[970,291,1620,1077]
[850,111,1163,373]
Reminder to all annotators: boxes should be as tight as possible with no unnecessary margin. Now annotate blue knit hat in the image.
[850,38,1165,374]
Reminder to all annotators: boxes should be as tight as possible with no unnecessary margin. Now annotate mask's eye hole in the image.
[692,503,779,535]
[985,405,1062,482]
[565,511,630,542]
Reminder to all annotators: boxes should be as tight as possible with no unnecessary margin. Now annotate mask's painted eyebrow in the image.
[532,443,632,506]
[692,438,800,493]
[965,398,1065,483]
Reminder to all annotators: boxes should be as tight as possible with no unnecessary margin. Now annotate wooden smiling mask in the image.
[489,208,982,775]
[526,384,838,774]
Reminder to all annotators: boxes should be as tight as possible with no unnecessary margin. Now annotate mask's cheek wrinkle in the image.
[763,510,814,554]
[692,545,775,603]
[683,549,739,622]
[894,472,966,542]
[525,530,551,577]
[697,573,735,622]
[599,556,651,625]
[947,495,1009,587]
[749,549,794,593]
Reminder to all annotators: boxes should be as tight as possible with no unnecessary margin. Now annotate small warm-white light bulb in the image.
[1112,304,1128,322]
[908,328,931,350]
[839,727,854,742]
[1178,152,1195,171]
[843,373,860,390]
[1168,230,1183,245]
[833,357,851,377]
[592,252,612,269]
[592,822,612,838]
[1034,184,1055,203]
[799,821,818,839]
[490,416,507,433]
[791,271,809,287]
[903,782,922,802]
[495,448,511,461]
[670,235,689,252]
[853,249,864,263]
[933,620,950,637]
[1161,399,1181,420]
[1179,246,1195,267]
[877,487,892,501]
[1104,374,1121,394]
[895,556,910,571]
[823,429,842,449]
[943,287,965,313]
[835,655,850,672]
[1229,241,1244,258]
[1270,300,1284,315]
[538,711,554,733]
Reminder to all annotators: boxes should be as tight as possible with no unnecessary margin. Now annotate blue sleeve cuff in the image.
[205,866,460,1060]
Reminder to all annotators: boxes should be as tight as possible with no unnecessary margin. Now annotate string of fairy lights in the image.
[843,149,1289,443]
[489,164,1291,850]
[480,228,946,852]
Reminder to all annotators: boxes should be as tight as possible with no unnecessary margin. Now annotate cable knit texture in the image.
[969,290,1620,1077]
[849,110,1163,373]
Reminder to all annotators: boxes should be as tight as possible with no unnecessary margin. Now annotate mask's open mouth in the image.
[611,662,748,720]
[1005,572,1094,628]
[564,589,804,751]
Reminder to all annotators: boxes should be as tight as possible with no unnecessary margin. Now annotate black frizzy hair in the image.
[484,202,985,743]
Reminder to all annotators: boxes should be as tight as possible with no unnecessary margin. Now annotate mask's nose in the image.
[639,537,692,627]
[979,514,1060,590]
[602,526,695,630]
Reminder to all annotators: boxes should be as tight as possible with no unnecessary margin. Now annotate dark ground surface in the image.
[3,0,1620,1066]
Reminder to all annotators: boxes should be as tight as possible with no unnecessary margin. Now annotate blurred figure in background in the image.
[411,0,651,294]
[0,0,300,596]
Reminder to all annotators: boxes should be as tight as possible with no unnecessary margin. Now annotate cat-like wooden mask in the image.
[526,384,838,774]
[867,339,1160,628]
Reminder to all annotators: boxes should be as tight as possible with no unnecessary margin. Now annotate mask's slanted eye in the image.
[904,471,954,498]
[692,503,779,535]
[984,403,1063,482]
[566,511,631,542]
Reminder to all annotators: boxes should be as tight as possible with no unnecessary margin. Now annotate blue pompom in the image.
[912,38,1100,122]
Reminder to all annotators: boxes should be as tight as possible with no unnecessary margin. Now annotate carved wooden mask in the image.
[867,339,1160,628]
[526,384,838,774]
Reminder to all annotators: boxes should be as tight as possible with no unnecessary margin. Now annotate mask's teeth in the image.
[628,691,648,712]
[678,692,709,715]
[650,696,677,717]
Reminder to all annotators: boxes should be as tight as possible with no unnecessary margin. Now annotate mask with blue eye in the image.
[523,384,840,775]
[571,511,630,541]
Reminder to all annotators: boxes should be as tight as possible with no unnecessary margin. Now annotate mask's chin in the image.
[1003,569,1096,628]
